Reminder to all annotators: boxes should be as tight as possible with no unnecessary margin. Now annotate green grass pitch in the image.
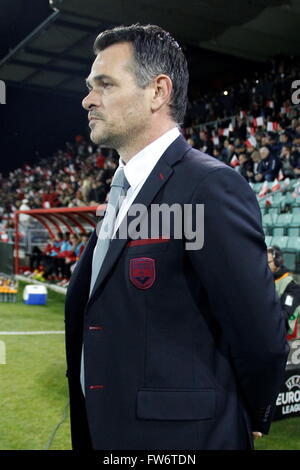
[0,281,299,450]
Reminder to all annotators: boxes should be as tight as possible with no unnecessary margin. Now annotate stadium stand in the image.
[0,56,299,284]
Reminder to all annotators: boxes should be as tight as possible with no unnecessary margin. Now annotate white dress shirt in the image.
[112,126,180,237]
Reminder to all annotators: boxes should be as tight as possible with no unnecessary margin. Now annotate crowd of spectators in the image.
[184,57,300,183]
[0,140,118,218]
[26,231,90,287]
[0,56,299,284]
[0,137,119,247]
[185,113,300,183]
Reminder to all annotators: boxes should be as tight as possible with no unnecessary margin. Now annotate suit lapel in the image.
[87,135,191,306]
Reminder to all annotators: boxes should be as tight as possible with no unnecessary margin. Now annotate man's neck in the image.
[119,122,178,163]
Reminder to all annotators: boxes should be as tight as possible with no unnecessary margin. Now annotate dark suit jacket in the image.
[65,135,289,450]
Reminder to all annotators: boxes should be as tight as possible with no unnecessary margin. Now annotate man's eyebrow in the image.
[85,74,113,88]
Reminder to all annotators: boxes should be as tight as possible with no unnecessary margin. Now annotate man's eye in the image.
[102,82,112,88]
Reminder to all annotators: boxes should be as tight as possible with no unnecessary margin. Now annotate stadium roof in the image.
[1,0,300,96]
[15,206,100,238]
[14,205,102,272]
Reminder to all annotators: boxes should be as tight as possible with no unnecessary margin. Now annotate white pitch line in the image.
[0,331,65,335]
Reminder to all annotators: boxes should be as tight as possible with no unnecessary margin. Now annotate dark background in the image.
[0,0,88,173]
[0,0,263,174]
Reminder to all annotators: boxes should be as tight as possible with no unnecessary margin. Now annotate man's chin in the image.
[90,130,113,148]
[90,128,104,145]
[90,131,99,144]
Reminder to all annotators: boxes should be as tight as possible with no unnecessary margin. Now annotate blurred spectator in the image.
[246,150,261,182]
[236,153,254,181]
[213,147,228,164]
[75,232,89,259]
[28,246,43,272]
[267,246,300,339]
[68,189,88,207]
[278,131,292,155]
[42,232,64,281]
[81,175,93,203]
[19,198,31,231]
[42,187,59,208]
[280,145,299,178]
[59,233,80,285]
[197,130,213,155]
[291,146,300,176]
[95,151,106,169]
[88,180,106,204]
[256,146,281,182]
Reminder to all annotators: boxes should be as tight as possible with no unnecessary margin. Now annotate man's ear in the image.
[150,74,173,113]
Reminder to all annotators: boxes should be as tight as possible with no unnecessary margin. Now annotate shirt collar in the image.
[117,127,180,190]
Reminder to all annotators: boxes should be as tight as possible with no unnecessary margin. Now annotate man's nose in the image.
[82,92,92,110]
[82,90,100,110]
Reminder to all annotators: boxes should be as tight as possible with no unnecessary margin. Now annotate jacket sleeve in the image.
[187,167,289,434]
[65,230,97,450]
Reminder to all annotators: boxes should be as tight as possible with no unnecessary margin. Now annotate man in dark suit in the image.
[65,24,289,450]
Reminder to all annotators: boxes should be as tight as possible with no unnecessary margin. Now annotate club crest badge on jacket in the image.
[129,258,156,289]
